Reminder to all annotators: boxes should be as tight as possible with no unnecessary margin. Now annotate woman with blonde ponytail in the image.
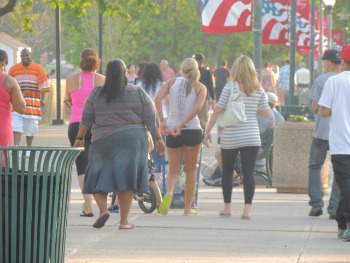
[154,57,207,216]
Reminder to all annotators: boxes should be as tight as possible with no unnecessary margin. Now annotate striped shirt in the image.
[9,61,50,119]
[217,82,268,149]
[81,84,158,143]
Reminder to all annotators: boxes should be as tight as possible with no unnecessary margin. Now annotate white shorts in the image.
[12,114,39,136]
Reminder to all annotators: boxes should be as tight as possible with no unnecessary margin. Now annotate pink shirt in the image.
[162,67,175,82]
[70,72,95,123]
[0,73,12,164]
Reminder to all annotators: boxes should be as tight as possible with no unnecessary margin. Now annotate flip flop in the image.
[80,211,94,217]
[92,213,110,228]
[159,192,173,216]
[240,215,251,220]
[119,223,135,230]
[183,211,199,216]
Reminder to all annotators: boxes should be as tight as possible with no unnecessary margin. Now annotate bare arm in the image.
[203,105,225,147]
[311,100,318,114]
[257,107,272,118]
[73,123,90,147]
[320,106,331,118]
[154,79,175,134]
[147,132,154,152]
[5,77,25,114]
[152,128,165,155]
[64,74,75,108]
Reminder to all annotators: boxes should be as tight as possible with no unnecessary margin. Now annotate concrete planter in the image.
[272,122,329,194]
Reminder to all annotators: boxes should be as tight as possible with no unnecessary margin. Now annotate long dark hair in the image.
[101,59,128,103]
[140,62,163,94]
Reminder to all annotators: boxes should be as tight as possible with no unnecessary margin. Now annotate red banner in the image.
[201,0,252,34]
[332,29,343,46]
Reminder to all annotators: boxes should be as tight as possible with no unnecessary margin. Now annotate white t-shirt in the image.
[318,71,350,155]
[295,68,310,85]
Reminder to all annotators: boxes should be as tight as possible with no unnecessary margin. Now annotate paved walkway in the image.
[31,124,349,263]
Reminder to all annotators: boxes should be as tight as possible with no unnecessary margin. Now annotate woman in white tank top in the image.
[154,58,207,216]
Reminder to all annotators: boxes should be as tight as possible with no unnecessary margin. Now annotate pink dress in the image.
[0,73,12,146]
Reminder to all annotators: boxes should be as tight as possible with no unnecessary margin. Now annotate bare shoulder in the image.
[94,72,105,86]
[66,72,80,83]
[4,76,19,92]
[195,81,206,92]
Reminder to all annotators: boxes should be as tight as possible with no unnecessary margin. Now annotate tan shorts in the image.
[12,114,39,136]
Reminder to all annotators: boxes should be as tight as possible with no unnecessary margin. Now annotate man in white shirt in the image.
[319,44,350,241]
[295,62,310,106]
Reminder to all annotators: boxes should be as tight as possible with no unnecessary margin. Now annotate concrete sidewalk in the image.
[32,124,349,263]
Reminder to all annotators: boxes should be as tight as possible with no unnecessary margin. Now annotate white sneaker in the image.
[25,151,30,158]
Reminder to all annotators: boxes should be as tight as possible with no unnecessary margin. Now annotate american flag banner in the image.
[295,0,311,51]
[201,0,252,34]
[262,0,290,44]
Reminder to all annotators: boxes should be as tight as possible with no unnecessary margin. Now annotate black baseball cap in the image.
[322,49,341,62]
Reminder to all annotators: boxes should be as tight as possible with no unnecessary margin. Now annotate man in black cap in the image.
[194,53,215,130]
[307,49,341,219]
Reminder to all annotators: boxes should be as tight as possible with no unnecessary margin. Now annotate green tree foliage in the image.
[2,0,348,73]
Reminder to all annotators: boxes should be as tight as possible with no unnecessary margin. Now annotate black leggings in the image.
[221,146,259,204]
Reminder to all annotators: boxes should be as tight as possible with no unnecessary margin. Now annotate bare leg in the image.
[183,144,201,214]
[78,175,93,214]
[26,136,34,146]
[114,194,119,206]
[165,147,183,194]
[92,192,108,216]
[118,189,134,226]
[158,147,182,215]
[149,181,162,205]
[13,131,22,146]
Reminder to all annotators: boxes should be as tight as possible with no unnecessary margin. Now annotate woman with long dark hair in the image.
[74,59,164,229]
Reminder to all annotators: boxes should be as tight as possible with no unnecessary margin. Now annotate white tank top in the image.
[167,77,201,130]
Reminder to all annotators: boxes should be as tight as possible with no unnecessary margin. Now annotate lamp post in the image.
[323,0,336,49]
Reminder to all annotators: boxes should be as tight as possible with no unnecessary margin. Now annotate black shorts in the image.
[166,129,203,148]
[68,122,92,175]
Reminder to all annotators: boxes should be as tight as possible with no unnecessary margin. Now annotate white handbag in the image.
[217,82,247,127]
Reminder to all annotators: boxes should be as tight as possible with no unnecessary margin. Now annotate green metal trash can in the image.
[0,146,82,263]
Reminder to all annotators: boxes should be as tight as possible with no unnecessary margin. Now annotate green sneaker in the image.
[342,228,350,241]
[159,193,173,216]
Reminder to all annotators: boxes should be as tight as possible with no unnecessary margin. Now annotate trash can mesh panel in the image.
[0,147,81,263]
